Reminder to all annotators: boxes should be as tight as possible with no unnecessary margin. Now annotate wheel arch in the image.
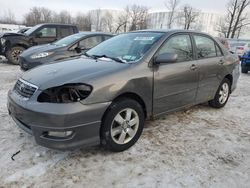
[224,74,233,92]
[101,92,147,125]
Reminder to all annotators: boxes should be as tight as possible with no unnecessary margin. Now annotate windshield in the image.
[87,32,164,63]
[24,25,41,36]
[53,33,84,46]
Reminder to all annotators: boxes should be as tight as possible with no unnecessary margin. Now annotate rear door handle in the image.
[190,64,197,71]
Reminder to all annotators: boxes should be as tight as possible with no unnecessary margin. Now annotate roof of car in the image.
[37,23,77,27]
[78,31,113,36]
[130,29,211,36]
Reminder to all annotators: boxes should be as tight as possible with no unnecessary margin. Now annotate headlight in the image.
[37,83,92,103]
[31,52,54,59]
[0,38,6,45]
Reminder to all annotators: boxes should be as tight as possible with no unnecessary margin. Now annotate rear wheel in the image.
[209,78,231,108]
[241,67,248,73]
[6,46,25,65]
[101,98,145,152]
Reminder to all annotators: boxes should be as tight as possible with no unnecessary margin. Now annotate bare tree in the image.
[217,18,228,37]
[90,9,102,31]
[165,0,180,29]
[24,7,54,26]
[75,12,92,31]
[218,0,250,38]
[181,5,200,30]
[101,12,114,32]
[0,10,16,24]
[115,6,130,33]
[57,10,72,24]
[128,4,149,31]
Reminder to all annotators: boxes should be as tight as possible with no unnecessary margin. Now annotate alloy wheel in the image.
[219,82,229,104]
[111,108,139,145]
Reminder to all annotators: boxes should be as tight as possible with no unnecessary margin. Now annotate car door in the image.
[192,34,225,103]
[153,34,199,115]
[32,26,57,45]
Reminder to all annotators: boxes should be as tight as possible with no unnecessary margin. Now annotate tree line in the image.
[0,0,249,38]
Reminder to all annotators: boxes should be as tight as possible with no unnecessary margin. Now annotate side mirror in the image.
[75,47,81,53]
[75,46,87,53]
[35,32,42,38]
[154,53,178,65]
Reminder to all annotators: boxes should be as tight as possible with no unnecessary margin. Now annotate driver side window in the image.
[79,36,103,49]
[158,34,193,62]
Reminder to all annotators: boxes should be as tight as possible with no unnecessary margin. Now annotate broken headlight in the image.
[0,38,6,45]
[38,83,92,103]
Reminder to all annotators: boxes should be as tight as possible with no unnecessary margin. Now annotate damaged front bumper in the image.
[7,89,111,150]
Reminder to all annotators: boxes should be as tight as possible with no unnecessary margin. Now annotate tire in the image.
[208,78,231,108]
[6,46,25,65]
[101,98,145,152]
[241,68,248,74]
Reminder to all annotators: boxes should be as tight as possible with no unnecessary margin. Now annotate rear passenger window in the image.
[79,36,103,49]
[158,34,193,62]
[194,35,217,59]
[60,27,74,38]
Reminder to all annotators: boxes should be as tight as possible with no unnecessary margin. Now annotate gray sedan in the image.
[8,30,240,152]
[19,32,113,70]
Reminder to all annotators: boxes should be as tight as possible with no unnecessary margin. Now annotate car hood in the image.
[21,44,64,57]
[22,57,128,90]
[1,32,25,37]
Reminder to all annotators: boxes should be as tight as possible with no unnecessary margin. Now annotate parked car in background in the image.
[8,30,240,152]
[229,42,250,56]
[19,32,113,70]
[241,50,250,73]
[0,23,79,64]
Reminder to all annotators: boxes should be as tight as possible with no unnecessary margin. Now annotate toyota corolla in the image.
[8,30,240,152]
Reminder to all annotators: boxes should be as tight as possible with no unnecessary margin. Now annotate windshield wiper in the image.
[69,52,95,59]
[92,54,126,63]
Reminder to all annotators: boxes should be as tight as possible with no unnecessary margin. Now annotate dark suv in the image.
[0,23,78,64]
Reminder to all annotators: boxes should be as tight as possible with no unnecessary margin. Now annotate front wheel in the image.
[6,46,25,65]
[101,98,145,152]
[209,78,231,108]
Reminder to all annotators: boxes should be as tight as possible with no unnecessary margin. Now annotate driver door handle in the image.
[190,64,197,71]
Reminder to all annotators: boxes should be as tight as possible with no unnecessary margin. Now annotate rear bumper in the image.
[7,90,111,150]
[231,64,240,92]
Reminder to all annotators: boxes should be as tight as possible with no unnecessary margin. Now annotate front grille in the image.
[14,79,38,99]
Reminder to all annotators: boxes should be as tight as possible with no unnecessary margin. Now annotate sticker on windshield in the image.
[123,55,137,61]
[134,37,154,41]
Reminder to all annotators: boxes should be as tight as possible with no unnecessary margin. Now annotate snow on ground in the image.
[0,60,249,188]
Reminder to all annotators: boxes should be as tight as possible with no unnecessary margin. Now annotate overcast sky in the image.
[0,0,229,20]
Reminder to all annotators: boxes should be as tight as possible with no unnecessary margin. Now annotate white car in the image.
[229,42,250,56]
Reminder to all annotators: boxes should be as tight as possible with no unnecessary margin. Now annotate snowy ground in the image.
[0,60,250,188]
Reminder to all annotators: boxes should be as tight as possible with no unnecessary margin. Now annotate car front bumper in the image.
[7,90,111,150]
